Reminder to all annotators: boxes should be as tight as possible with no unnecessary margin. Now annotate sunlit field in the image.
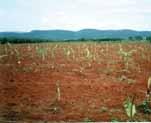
[0,41,151,122]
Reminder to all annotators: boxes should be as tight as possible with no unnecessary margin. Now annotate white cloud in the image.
[0,0,151,31]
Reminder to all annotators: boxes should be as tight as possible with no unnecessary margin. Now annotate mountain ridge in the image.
[0,29,151,40]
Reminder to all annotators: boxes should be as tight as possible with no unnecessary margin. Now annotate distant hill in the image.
[0,29,151,40]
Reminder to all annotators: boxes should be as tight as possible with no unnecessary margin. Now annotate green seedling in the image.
[46,81,62,114]
[124,96,136,121]
[56,81,61,102]
[146,77,151,102]
[36,47,47,61]
[137,76,151,114]
[147,77,151,92]
[118,44,136,70]
[63,47,75,60]
[85,47,91,59]
[51,44,58,58]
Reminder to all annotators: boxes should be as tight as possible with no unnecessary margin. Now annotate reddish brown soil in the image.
[0,42,151,122]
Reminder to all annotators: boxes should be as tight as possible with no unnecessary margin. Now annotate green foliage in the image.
[118,44,136,70]
[124,97,136,120]
[134,36,143,40]
[92,38,123,42]
[0,37,53,44]
[128,36,143,41]
[128,36,133,40]
[137,99,151,114]
[146,36,151,43]
[0,37,124,44]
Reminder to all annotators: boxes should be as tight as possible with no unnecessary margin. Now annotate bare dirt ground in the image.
[0,42,151,122]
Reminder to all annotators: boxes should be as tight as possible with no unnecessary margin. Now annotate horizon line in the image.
[1,28,151,33]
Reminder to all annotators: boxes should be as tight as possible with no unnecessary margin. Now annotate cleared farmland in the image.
[0,41,151,122]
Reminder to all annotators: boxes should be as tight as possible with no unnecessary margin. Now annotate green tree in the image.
[134,36,143,40]
[146,36,151,42]
[128,36,133,40]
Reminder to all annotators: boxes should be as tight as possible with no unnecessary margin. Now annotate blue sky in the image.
[0,0,151,32]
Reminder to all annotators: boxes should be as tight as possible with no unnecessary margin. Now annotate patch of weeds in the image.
[137,99,151,114]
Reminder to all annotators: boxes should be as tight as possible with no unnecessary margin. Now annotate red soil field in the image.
[0,42,151,122]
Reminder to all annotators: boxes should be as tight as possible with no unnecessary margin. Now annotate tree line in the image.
[0,36,151,44]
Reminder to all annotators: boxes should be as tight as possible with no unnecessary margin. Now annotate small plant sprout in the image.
[46,81,62,114]
[124,95,136,121]
[137,76,151,114]
[84,47,93,60]
[63,47,72,59]
[56,81,61,102]
[118,44,136,70]
[137,99,151,114]
[147,76,151,101]
[36,47,47,61]
[85,47,90,58]
[51,44,58,58]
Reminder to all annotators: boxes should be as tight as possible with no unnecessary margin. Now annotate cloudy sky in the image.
[0,0,151,32]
